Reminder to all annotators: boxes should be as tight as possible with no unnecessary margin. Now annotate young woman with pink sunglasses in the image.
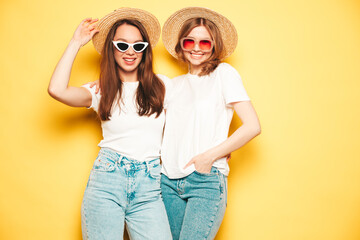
[160,7,261,240]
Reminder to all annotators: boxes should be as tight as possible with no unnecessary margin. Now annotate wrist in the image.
[205,149,219,164]
[69,39,83,49]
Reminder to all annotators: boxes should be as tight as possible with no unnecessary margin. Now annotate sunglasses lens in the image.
[182,39,195,50]
[116,42,129,51]
[133,43,146,52]
[199,40,212,51]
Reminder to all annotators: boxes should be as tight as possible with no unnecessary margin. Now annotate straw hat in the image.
[92,8,161,54]
[162,7,238,60]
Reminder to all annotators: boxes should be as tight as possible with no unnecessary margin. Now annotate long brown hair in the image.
[98,19,165,121]
[175,18,224,76]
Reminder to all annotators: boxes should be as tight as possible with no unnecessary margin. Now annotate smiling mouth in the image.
[124,58,136,62]
[190,52,204,59]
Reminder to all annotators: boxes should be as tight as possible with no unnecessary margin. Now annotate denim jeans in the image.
[81,148,172,240]
[161,167,227,240]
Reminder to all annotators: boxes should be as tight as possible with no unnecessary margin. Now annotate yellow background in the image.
[1,0,360,239]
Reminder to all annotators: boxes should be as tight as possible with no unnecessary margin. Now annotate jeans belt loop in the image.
[118,155,124,165]
[145,161,150,172]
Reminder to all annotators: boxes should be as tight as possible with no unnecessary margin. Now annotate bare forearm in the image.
[47,19,99,108]
[207,101,261,163]
[208,122,261,162]
[48,39,82,97]
[185,102,260,173]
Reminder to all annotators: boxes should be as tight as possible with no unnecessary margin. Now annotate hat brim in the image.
[92,8,160,54]
[162,7,238,60]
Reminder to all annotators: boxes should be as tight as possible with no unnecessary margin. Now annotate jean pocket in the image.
[194,167,218,177]
[148,162,161,181]
[92,156,116,172]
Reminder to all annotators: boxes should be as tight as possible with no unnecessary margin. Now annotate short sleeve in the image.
[81,83,101,112]
[218,63,250,105]
[157,74,173,109]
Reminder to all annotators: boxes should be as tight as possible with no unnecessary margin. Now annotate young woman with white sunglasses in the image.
[48,8,172,240]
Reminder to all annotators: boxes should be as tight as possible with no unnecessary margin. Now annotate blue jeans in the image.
[161,167,227,240]
[81,148,172,240]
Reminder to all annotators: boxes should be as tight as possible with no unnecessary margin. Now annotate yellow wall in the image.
[1,0,360,239]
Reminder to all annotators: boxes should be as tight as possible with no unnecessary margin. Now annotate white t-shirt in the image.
[161,63,250,178]
[82,75,169,162]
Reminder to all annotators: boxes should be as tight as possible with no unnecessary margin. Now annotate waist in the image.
[98,148,160,170]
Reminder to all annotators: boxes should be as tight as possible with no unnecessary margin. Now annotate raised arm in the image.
[48,18,99,107]
[185,101,261,173]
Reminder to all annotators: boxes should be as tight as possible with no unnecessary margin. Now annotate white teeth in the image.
[191,53,203,57]
[124,59,135,62]
[191,53,203,59]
